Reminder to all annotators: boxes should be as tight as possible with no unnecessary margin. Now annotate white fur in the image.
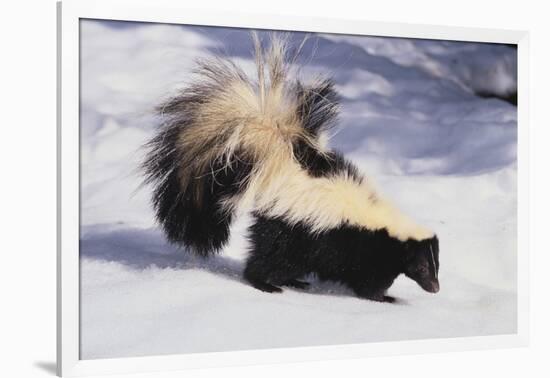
[230,152,434,241]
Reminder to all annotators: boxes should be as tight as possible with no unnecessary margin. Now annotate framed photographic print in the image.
[57,0,529,376]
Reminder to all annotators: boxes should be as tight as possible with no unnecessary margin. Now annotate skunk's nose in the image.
[428,281,440,293]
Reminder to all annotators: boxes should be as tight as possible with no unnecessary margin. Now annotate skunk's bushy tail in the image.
[142,34,339,255]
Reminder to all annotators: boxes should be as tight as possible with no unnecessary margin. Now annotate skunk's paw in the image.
[250,281,283,293]
[356,289,395,303]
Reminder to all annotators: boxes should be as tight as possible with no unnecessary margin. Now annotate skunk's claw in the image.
[284,279,310,290]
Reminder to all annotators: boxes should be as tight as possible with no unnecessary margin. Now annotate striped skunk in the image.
[143,34,440,302]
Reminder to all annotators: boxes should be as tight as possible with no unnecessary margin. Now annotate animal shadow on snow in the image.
[80,224,244,282]
[80,224,404,301]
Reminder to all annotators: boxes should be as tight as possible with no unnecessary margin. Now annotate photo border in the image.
[57,0,530,376]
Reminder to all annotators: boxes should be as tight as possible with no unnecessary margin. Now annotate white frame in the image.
[57,0,530,376]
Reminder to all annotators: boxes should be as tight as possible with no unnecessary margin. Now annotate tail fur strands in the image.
[142,34,337,255]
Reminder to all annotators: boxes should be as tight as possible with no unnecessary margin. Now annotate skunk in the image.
[143,34,440,302]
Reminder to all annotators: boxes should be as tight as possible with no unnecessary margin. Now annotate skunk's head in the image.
[404,236,440,293]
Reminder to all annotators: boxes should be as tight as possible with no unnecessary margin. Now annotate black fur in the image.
[296,79,339,136]
[143,107,254,255]
[293,140,363,182]
[244,215,440,301]
[293,80,364,182]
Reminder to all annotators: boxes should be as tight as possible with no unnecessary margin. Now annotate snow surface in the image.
[79,19,518,359]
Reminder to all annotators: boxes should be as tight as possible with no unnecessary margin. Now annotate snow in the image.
[79,19,518,359]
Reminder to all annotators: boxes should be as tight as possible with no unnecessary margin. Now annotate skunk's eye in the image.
[416,265,429,275]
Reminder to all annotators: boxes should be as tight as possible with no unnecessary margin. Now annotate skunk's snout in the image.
[426,280,439,293]
[416,277,439,293]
